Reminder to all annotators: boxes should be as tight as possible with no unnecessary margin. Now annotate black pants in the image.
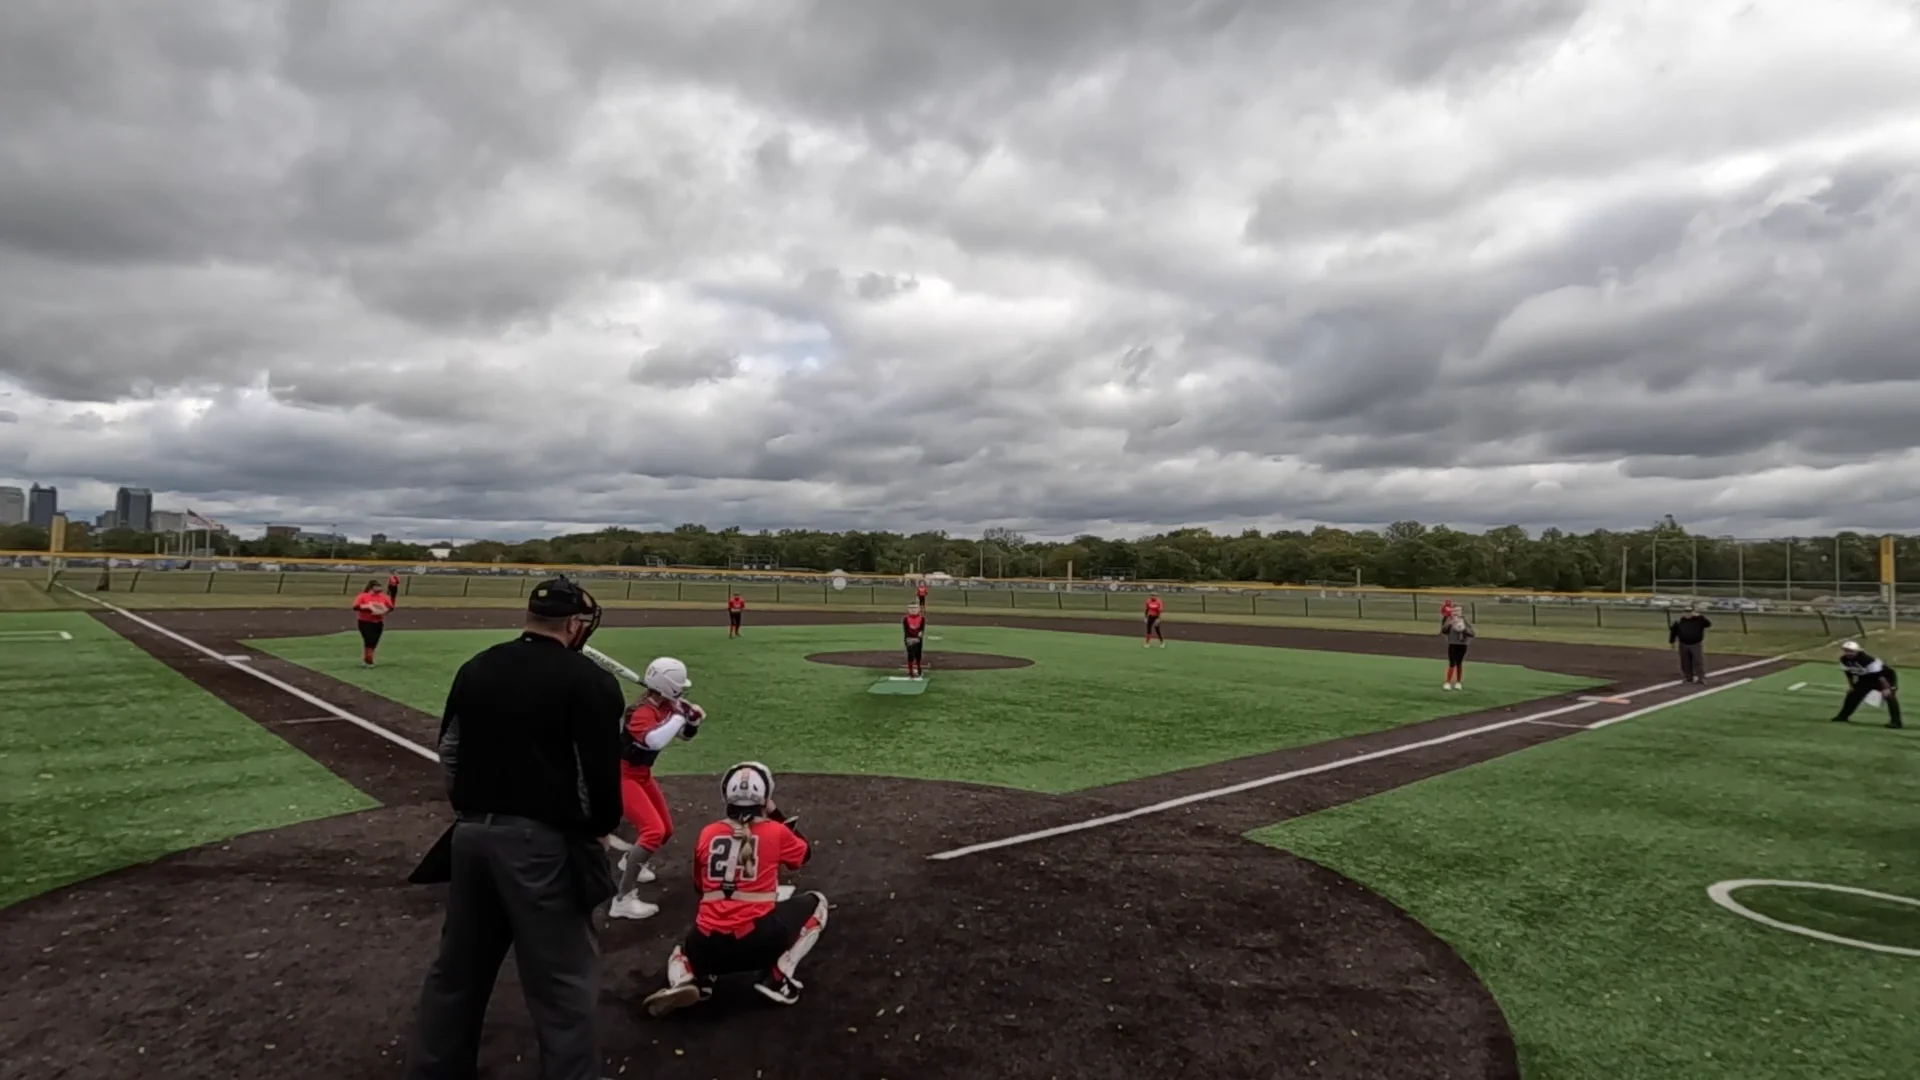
[1146,616,1162,639]
[1676,641,1706,680]
[407,817,603,1080]
[1447,642,1468,668]
[358,620,384,650]
[387,583,400,601]
[729,612,742,630]
[905,640,923,664]
[683,893,821,979]
[1837,671,1903,726]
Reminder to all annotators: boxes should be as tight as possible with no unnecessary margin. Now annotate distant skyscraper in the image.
[151,509,186,534]
[28,484,57,529]
[115,487,153,532]
[0,486,23,526]
[95,510,118,530]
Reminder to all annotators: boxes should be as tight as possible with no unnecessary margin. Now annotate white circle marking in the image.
[1706,879,1920,958]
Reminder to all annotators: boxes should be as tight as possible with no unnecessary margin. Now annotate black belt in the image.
[456,811,550,829]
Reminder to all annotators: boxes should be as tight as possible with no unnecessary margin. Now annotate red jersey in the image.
[1145,598,1162,618]
[728,596,745,612]
[352,590,390,623]
[1440,600,1457,619]
[903,613,927,640]
[621,699,689,772]
[387,575,399,588]
[693,817,809,936]
[916,585,927,599]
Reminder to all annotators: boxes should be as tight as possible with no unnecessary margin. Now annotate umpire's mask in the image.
[528,575,603,650]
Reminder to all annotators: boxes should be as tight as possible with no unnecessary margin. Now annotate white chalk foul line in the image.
[926,644,1832,862]
[60,586,440,764]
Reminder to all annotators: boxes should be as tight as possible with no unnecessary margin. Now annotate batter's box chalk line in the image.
[0,629,74,641]
[1707,879,1920,958]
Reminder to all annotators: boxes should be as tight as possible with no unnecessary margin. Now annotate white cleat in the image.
[643,984,705,1017]
[609,894,659,920]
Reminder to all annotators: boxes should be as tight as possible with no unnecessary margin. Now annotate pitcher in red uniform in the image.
[609,656,706,920]
[351,580,391,667]
[1144,594,1165,647]
[641,761,827,1015]
[727,593,745,638]
[902,603,927,678]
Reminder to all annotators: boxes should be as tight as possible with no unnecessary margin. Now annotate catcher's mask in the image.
[528,575,603,650]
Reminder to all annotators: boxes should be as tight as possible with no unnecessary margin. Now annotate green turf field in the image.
[1257,664,1920,1080]
[249,623,1601,793]
[0,612,377,910]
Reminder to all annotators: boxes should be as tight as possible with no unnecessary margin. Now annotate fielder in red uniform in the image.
[727,593,745,638]
[610,656,706,920]
[1144,594,1165,647]
[915,581,929,608]
[351,581,391,667]
[642,761,827,1014]
[903,603,927,678]
[386,573,401,602]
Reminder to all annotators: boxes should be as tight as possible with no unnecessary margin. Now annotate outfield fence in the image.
[11,563,1871,638]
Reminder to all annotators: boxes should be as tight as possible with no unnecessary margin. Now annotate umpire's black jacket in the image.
[411,633,626,903]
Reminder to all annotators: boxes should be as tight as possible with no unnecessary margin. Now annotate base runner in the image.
[728,593,745,638]
[903,603,927,678]
[610,657,706,919]
[641,761,827,1014]
[351,579,391,667]
[1832,641,1903,729]
[1144,594,1165,647]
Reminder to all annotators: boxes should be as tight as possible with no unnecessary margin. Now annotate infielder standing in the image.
[351,579,391,667]
[1831,641,1903,729]
[1144,594,1165,647]
[1442,613,1474,690]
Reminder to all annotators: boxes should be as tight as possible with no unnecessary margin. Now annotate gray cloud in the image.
[4,0,1920,541]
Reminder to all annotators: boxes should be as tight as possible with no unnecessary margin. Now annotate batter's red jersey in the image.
[353,590,389,623]
[728,596,745,612]
[1145,597,1162,617]
[692,818,809,936]
[622,699,682,772]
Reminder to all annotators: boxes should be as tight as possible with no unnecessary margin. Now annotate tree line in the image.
[6,517,1912,592]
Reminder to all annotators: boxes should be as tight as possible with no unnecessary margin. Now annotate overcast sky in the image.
[3,0,1919,542]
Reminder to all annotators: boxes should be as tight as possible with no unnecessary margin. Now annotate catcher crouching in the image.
[642,761,828,1015]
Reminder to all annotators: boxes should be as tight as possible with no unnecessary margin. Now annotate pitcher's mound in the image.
[805,650,1032,671]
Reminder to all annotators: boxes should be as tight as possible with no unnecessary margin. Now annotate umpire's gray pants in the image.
[1678,642,1706,680]
[406,816,601,1080]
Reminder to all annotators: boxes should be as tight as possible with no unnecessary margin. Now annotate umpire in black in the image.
[405,576,627,1080]
[1669,606,1712,683]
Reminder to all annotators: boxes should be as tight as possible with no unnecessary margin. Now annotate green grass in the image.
[250,624,1601,793]
[0,612,378,909]
[1256,664,1920,1080]
[8,566,1872,655]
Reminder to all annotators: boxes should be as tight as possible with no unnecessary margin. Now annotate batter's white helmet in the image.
[644,657,692,699]
[1841,641,1861,652]
[722,761,773,809]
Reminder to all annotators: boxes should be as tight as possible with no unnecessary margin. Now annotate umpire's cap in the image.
[528,575,598,617]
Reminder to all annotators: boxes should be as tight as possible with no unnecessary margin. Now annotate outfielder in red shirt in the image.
[642,761,827,1014]
[609,656,706,921]
[1144,594,1165,647]
[903,603,927,678]
[915,580,929,608]
[386,573,401,602]
[727,593,745,638]
[351,580,391,667]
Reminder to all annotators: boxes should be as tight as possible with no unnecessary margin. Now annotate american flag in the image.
[185,509,224,532]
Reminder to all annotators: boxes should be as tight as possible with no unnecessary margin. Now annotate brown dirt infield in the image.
[805,649,1034,670]
[0,604,1783,1079]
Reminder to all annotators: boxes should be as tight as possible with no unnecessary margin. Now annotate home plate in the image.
[1578,695,1631,705]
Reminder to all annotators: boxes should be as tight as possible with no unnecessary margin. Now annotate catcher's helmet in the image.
[722,761,773,809]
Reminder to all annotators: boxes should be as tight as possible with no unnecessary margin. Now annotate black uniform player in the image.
[1832,641,1902,729]
[903,603,927,679]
